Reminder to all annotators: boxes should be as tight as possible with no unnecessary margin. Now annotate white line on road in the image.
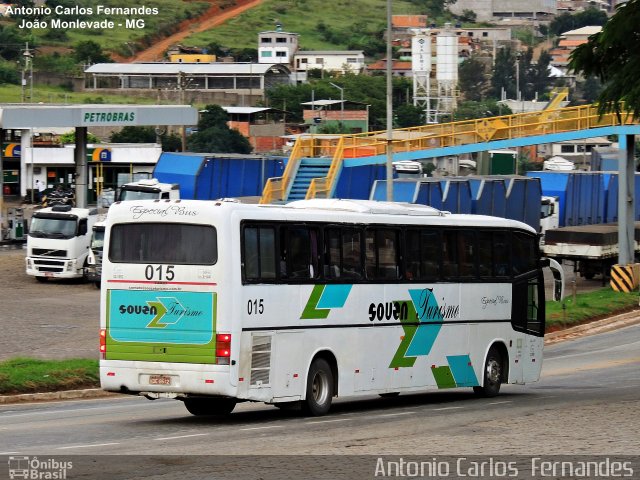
[377,411,416,418]
[155,433,209,441]
[536,396,557,399]
[57,442,120,450]
[487,401,512,405]
[305,418,352,425]
[239,425,283,431]
[0,452,21,455]
[433,406,465,411]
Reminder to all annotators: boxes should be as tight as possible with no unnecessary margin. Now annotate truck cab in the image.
[540,196,560,242]
[85,216,106,288]
[118,178,179,201]
[25,205,99,281]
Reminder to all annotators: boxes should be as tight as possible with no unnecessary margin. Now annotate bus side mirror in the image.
[546,257,565,301]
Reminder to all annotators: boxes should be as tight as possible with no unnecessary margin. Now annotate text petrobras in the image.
[374,457,634,478]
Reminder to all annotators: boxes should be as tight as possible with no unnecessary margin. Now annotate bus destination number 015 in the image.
[247,299,264,315]
[145,265,175,281]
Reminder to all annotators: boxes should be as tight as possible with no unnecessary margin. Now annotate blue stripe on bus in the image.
[406,288,444,357]
[316,284,353,309]
[447,354,480,387]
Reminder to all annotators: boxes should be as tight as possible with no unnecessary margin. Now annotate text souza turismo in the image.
[5,5,159,15]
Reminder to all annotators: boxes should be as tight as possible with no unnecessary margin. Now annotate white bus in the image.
[100,199,563,416]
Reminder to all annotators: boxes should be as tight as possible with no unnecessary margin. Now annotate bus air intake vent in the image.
[250,335,272,386]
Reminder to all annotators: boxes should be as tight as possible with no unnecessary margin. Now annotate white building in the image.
[258,29,299,65]
[293,51,365,75]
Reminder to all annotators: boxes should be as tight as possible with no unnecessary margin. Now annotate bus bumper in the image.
[100,361,237,398]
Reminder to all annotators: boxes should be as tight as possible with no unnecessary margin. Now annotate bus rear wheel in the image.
[473,347,503,398]
[183,397,236,416]
[302,358,333,416]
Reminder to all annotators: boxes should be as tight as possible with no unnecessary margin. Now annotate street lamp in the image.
[328,82,344,126]
[385,0,393,202]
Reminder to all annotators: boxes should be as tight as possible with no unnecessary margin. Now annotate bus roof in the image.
[106,199,536,233]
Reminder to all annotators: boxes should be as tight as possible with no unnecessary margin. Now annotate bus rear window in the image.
[109,223,217,264]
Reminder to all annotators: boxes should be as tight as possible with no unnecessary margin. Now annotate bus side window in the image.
[493,231,511,277]
[366,228,399,280]
[442,231,458,278]
[458,230,476,279]
[341,228,362,280]
[243,226,276,281]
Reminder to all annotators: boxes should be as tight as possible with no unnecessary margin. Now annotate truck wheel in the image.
[183,397,236,416]
[473,347,503,398]
[302,358,333,416]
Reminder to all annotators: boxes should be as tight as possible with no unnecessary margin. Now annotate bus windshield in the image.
[119,189,160,201]
[29,215,77,239]
[109,223,217,264]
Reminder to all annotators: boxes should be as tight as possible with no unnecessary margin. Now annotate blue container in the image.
[497,175,541,232]
[440,179,472,214]
[336,165,389,200]
[605,173,640,222]
[369,179,420,202]
[153,153,286,199]
[527,171,606,226]
[468,177,507,217]
[414,181,444,210]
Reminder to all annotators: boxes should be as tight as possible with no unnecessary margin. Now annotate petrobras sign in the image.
[81,109,136,126]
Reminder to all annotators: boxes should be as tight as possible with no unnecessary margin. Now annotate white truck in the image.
[25,205,99,282]
[85,215,106,288]
[540,196,560,242]
[118,178,180,201]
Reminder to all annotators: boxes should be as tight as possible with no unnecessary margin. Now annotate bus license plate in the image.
[149,375,172,385]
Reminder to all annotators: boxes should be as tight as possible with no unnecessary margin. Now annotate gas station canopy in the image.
[0,104,198,128]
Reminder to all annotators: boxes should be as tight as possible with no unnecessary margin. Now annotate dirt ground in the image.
[0,246,99,361]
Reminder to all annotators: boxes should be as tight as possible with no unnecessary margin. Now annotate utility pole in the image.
[178,71,187,152]
[385,0,393,202]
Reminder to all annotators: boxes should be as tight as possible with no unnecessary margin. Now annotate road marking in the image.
[155,433,209,441]
[433,406,465,411]
[0,452,21,455]
[57,442,120,450]
[0,401,161,419]
[377,411,416,417]
[537,396,557,399]
[305,418,351,425]
[239,425,283,431]
[487,401,512,405]
[616,385,640,389]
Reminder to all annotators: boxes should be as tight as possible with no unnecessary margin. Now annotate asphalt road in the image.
[0,324,638,479]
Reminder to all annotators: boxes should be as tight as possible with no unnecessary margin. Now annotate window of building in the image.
[560,145,575,153]
[482,32,489,37]
[276,51,286,57]
[316,58,324,64]
[261,37,272,43]
[276,37,287,43]
[261,51,273,57]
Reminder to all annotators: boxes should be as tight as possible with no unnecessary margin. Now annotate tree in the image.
[110,126,181,152]
[0,25,27,62]
[458,57,487,101]
[73,41,112,64]
[59,131,101,144]
[490,47,516,99]
[569,0,640,116]
[187,105,252,154]
[549,8,608,37]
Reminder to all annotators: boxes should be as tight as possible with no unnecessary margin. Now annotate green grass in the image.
[184,0,422,51]
[0,358,98,395]
[0,84,158,105]
[546,287,639,330]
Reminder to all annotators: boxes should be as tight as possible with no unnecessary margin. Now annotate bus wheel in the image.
[473,347,503,398]
[183,397,236,416]
[302,358,333,416]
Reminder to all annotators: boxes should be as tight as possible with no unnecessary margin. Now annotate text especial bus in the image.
[99,199,563,416]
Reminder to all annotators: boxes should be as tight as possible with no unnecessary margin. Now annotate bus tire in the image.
[473,347,503,398]
[302,358,333,416]
[183,397,236,416]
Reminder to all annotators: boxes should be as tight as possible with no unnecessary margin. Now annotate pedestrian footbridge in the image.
[259,103,640,205]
